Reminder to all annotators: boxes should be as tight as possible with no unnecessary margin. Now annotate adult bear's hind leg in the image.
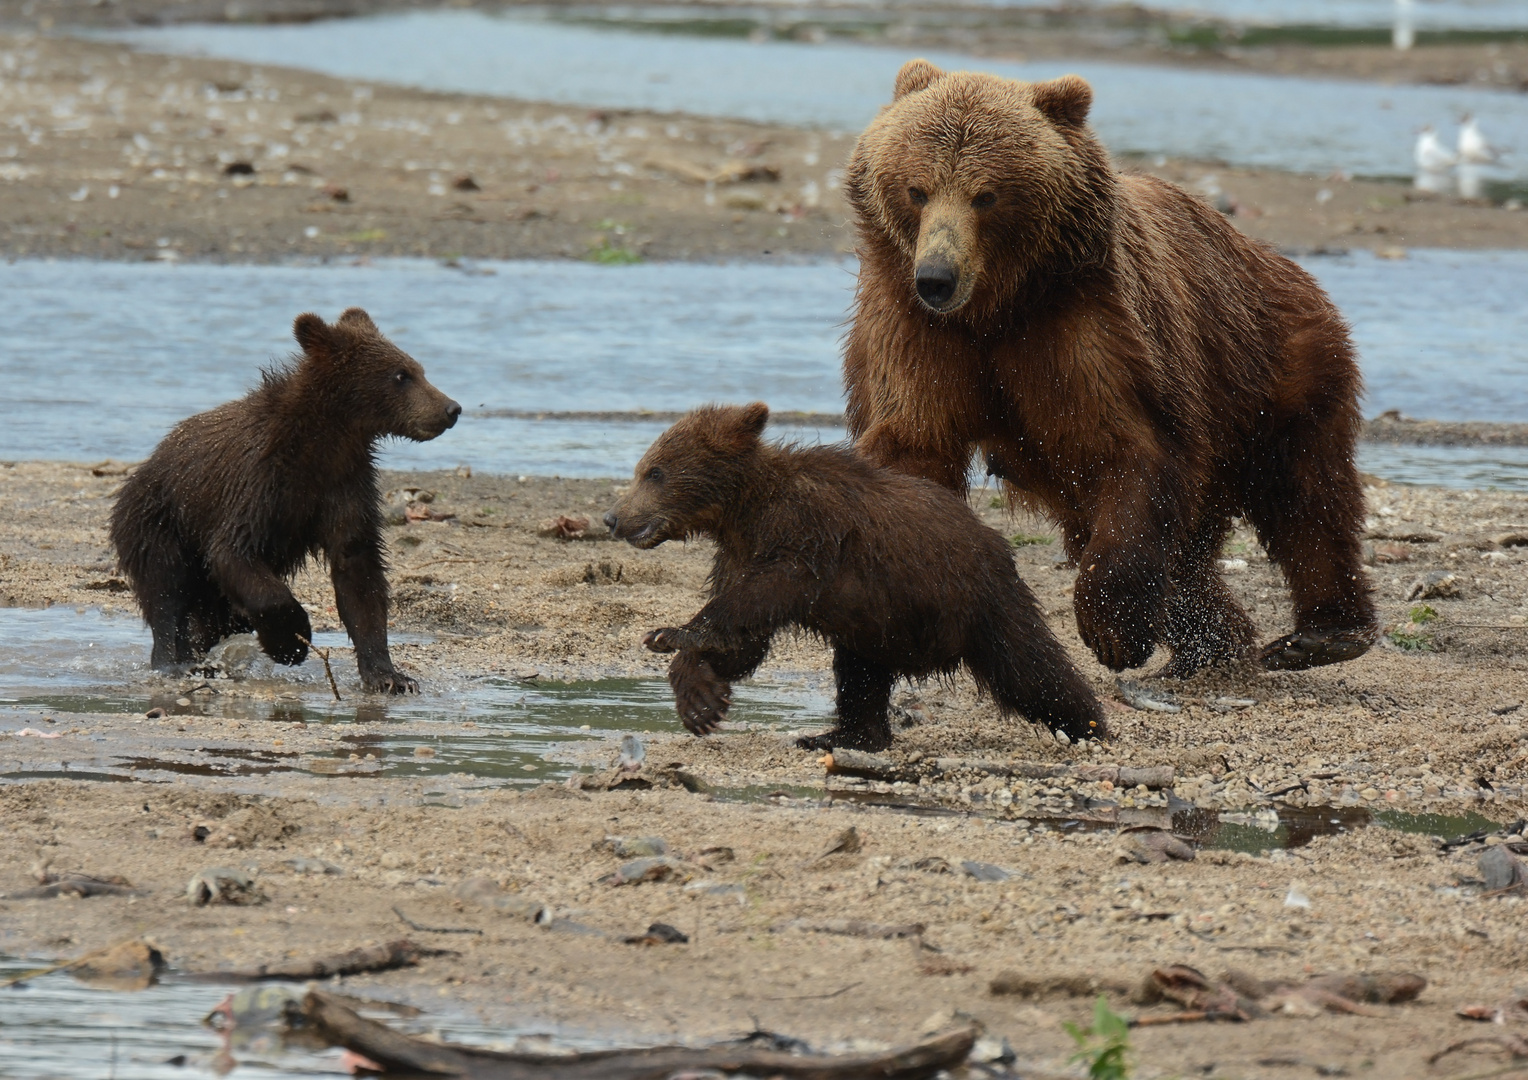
[1160,513,1257,679]
[1244,414,1377,671]
[797,649,894,752]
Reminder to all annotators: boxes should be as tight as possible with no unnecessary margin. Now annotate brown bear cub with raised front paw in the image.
[110,308,460,693]
[604,403,1106,751]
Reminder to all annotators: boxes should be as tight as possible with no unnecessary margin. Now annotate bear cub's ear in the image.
[293,312,334,357]
[1031,74,1093,128]
[337,307,378,333]
[732,402,770,443]
[894,58,943,100]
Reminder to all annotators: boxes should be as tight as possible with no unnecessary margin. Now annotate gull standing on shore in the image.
[1414,126,1455,193]
[1457,114,1500,199]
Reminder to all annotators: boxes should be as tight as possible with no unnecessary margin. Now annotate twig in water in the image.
[1,941,128,988]
[392,905,483,935]
[297,635,341,702]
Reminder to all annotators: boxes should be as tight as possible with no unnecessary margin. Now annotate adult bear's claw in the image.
[1259,628,1375,671]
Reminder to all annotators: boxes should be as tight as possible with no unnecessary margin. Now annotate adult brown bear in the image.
[842,59,1376,677]
[110,308,460,692]
[604,404,1105,751]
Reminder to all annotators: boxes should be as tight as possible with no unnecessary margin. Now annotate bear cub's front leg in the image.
[254,598,312,667]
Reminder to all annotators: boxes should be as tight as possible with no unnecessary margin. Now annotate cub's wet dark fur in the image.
[110,308,460,693]
[606,403,1106,751]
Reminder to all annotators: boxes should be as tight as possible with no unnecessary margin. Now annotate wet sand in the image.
[3,460,1528,1072]
[4,31,1528,263]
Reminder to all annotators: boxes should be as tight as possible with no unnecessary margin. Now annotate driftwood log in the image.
[302,990,978,1080]
[192,940,451,983]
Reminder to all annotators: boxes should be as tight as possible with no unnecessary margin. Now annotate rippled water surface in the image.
[0,607,832,785]
[3,252,1525,487]
[102,14,1528,181]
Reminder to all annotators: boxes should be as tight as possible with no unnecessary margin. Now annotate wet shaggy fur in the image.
[110,308,460,693]
[604,404,1106,751]
[842,59,1377,678]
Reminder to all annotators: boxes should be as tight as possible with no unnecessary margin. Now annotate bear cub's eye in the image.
[393,370,411,386]
[907,187,928,206]
[646,466,665,484]
[972,191,997,209]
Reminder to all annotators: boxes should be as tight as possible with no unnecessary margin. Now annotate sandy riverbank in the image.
[2,459,1528,1072]
[4,31,1528,263]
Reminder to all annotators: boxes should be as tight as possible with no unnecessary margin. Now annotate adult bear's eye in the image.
[394,370,411,386]
[972,191,997,209]
[908,187,928,206]
[646,466,664,484]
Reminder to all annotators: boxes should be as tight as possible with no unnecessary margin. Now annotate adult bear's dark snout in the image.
[915,260,960,309]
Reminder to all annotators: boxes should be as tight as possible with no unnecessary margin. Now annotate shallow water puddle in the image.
[0,610,1509,853]
[2,253,1526,488]
[0,607,830,788]
[0,961,327,1079]
[100,13,1528,181]
[0,958,571,1079]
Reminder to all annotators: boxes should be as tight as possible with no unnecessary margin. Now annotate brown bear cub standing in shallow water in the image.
[843,60,1377,678]
[110,308,460,693]
[604,404,1106,751]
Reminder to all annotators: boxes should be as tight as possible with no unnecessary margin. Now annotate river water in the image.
[101,13,1528,182]
[2,251,1525,488]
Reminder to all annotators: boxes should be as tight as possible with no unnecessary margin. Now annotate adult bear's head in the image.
[845,59,1115,317]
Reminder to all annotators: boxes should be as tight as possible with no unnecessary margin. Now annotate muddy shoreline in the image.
[2,460,1528,1073]
[5,31,1528,264]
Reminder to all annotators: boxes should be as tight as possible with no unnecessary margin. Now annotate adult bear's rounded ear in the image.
[736,401,770,441]
[293,312,334,357]
[1031,74,1092,128]
[894,58,943,99]
[337,307,377,332]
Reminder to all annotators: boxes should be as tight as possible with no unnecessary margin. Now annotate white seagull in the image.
[1414,126,1455,193]
[1456,115,1501,199]
[1458,115,1501,164]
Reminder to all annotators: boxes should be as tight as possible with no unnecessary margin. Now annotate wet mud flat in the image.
[5,31,1528,264]
[2,461,1528,1073]
[4,773,1528,1079]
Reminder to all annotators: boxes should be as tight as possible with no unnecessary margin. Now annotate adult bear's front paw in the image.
[256,602,312,666]
[668,652,730,735]
[1073,559,1159,671]
[1260,627,1375,671]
